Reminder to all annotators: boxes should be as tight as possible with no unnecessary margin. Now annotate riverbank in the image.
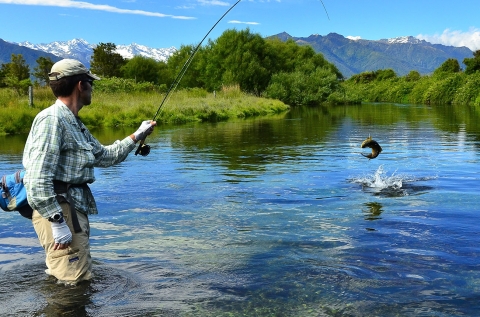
[342,70,480,106]
[0,85,290,135]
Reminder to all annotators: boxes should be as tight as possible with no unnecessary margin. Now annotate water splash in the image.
[349,166,435,197]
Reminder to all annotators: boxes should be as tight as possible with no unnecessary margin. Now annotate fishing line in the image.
[319,0,330,20]
[135,0,243,156]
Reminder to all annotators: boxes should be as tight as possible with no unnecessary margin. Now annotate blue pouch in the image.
[1,170,33,219]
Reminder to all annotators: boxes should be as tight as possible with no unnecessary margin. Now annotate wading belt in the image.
[53,180,88,233]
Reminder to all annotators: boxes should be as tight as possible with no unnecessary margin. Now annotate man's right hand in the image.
[133,120,157,142]
[51,219,72,250]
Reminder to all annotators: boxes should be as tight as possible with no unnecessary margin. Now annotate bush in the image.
[94,77,159,93]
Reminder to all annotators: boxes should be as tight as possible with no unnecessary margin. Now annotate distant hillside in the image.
[0,39,61,71]
[269,32,473,78]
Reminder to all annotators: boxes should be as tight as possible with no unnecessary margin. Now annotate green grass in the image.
[0,85,290,135]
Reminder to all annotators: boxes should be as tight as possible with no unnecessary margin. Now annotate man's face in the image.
[81,80,93,106]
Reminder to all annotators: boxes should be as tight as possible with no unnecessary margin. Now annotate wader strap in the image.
[53,181,86,234]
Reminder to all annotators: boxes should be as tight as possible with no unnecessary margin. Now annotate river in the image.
[0,103,479,316]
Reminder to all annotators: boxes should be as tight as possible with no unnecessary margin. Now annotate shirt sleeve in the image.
[85,130,136,167]
[22,114,64,218]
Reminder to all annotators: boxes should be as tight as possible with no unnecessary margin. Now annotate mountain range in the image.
[0,33,474,78]
[11,38,177,69]
[270,32,473,77]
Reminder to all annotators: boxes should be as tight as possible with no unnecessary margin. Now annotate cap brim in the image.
[87,72,101,80]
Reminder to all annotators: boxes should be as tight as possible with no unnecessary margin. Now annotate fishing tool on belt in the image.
[135,0,243,156]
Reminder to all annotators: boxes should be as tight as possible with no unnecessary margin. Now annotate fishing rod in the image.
[135,0,243,156]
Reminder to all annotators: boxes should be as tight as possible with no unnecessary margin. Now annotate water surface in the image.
[0,103,479,316]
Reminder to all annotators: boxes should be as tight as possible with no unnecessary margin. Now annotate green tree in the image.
[463,50,480,75]
[0,64,7,88]
[266,38,343,80]
[262,38,342,105]
[165,44,204,89]
[90,42,126,77]
[264,63,339,106]
[375,69,397,81]
[203,28,274,95]
[434,58,461,76]
[405,70,421,82]
[33,56,55,86]
[1,54,31,95]
[121,55,164,84]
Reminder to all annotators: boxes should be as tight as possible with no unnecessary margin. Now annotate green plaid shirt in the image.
[23,100,136,218]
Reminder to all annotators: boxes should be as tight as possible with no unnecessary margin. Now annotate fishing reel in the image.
[134,143,151,156]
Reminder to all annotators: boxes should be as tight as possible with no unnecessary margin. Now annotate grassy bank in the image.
[341,71,480,106]
[0,85,289,135]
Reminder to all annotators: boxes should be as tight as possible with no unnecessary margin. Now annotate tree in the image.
[90,42,126,77]
[166,44,205,89]
[463,50,480,75]
[1,54,31,95]
[434,58,461,76]
[266,38,343,80]
[405,70,421,82]
[121,56,164,84]
[375,69,397,81]
[203,28,274,95]
[33,56,55,86]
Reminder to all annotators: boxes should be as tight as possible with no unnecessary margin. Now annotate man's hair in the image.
[49,73,90,97]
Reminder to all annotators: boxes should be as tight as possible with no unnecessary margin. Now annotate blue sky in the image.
[0,0,479,51]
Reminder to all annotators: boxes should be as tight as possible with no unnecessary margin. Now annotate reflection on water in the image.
[0,103,479,316]
[363,202,383,221]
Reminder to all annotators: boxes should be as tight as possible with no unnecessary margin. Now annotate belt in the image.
[53,180,87,233]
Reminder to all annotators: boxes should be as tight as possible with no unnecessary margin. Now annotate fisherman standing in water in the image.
[22,59,156,285]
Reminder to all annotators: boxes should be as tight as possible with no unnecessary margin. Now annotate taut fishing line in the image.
[135,0,330,156]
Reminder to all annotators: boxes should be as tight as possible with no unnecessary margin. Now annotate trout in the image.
[361,136,382,159]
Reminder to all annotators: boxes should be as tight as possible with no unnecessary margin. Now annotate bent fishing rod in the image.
[135,0,243,156]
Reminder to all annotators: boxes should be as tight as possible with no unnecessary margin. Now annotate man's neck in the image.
[57,96,82,116]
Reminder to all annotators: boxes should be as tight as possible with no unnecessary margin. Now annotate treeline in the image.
[342,52,480,106]
[3,28,480,108]
[0,28,349,107]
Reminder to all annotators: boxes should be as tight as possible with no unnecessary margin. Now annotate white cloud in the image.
[197,0,230,6]
[228,20,260,25]
[0,0,195,19]
[417,28,480,51]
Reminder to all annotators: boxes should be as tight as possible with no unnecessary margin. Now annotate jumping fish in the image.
[361,136,382,159]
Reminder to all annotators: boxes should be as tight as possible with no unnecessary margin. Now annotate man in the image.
[22,59,156,285]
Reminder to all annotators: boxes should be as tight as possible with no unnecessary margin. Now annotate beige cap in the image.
[48,59,101,81]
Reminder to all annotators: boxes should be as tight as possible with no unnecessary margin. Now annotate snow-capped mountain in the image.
[15,38,176,68]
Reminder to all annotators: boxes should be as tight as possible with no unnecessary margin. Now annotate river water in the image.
[0,103,479,316]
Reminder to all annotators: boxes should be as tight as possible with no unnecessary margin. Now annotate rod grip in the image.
[134,139,145,156]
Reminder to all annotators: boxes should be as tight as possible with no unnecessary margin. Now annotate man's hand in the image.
[51,219,72,250]
[133,120,157,142]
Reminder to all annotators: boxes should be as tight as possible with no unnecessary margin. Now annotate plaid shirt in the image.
[23,100,136,218]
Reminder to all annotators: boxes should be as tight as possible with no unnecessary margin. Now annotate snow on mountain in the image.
[378,36,425,45]
[15,38,176,68]
[116,43,176,62]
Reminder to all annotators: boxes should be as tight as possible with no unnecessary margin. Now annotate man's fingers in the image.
[53,242,71,250]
